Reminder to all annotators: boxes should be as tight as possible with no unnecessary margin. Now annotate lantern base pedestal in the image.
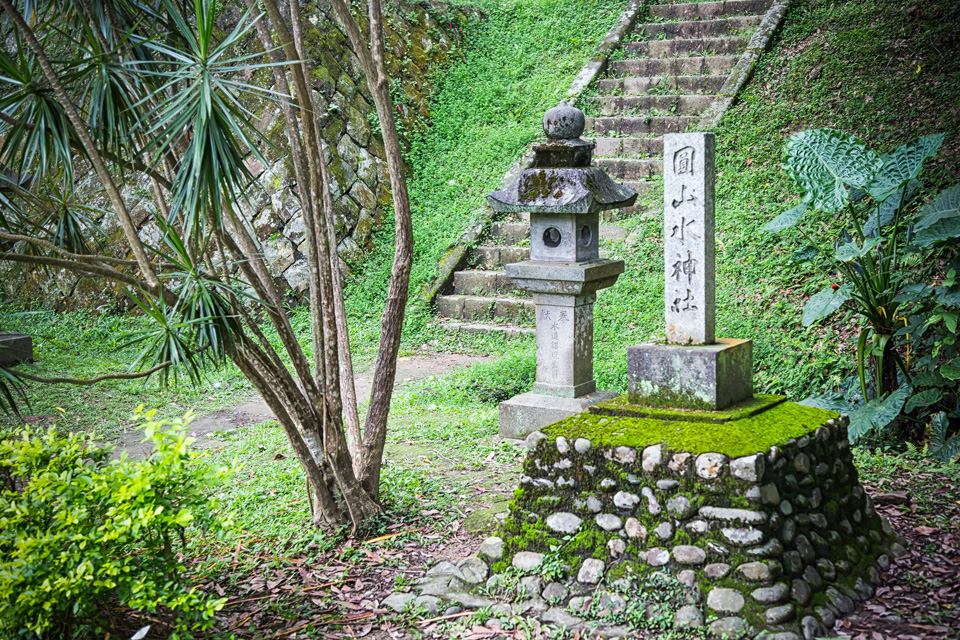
[498,390,618,441]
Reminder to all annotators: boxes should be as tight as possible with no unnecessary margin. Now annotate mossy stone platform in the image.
[476,398,905,639]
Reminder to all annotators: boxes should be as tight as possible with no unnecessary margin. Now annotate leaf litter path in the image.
[113,351,493,459]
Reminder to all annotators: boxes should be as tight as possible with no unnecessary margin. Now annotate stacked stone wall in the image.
[472,412,905,639]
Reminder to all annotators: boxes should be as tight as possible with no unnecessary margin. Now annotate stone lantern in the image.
[487,101,637,439]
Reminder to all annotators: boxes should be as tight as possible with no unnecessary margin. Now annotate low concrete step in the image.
[591,136,664,158]
[470,245,530,269]
[608,54,738,78]
[587,115,699,136]
[454,270,526,297]
[598,74,728,96]
[625,36,750,58]
[595,157,663,181]
[637,15,763,40]
[439,321,535,339]
[437,294,535,323]
[588,94,715,117]
[490,221,529,243]
[649,0,772,21]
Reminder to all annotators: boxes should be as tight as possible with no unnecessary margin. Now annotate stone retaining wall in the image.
[472,411,905,638]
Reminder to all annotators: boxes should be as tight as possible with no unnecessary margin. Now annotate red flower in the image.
[831,284,839,291]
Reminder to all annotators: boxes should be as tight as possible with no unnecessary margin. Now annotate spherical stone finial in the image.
[544,100,585,140]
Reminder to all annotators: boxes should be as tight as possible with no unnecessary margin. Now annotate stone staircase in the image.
[434,0,773,338]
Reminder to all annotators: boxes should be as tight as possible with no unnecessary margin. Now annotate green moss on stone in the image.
[543,400,838,458]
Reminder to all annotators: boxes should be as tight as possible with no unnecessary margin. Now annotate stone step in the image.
[598,74,729,96]
[490,221,530,243]
[608,54,739,78]
[439,321,534,339]
[588,94,715,117]
[591,136,664,158]
[437,294,535,323]
[595,157,663,181]
[587,115,699,136]
[625,36,750,59]
[470,245,530,269]
[649,0,772,21]
[618,182,658,218]
[453,270,525,297]
[637,15,764,40]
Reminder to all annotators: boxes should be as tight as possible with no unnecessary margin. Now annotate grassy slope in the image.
[590,0,960,399]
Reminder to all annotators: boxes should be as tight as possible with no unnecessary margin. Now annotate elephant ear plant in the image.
[765,129,960,457]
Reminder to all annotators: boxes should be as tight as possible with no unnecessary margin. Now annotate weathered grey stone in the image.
[795,535,815,563]
[826,587,855,614]
[816,558,836,581]
[543,607,583,628]
[876,554,890,571]
[512,552,544,571]
[814,606,835,627]
[414,595,440,616]
[654,522,674,540]
[626,473,640,484]
[614,446,636,464]
[674,604,704,628]
[802,566,823,592]
[520,576,542,598]
[525,431,548,450]
[642,444,662,473]
[737,561,772,582]
[567,595,591,615]
[501,392,619,440]
[696,452,727,479]
[709,617,750,637]
[479,536,503,561]
[641,486,661,514]
[678,569,698,588]
[543,101,585,140]
[625,517,647,540]
[781,519,796,546]
[792,579,812,606]
[766,604,795,625]
[794,452,811,473]
[747,538,784,557]
[546,512,583,534]
[578,558,605,584]
[699,507,766,525]
[657,479,679,491]
[574,437,591,453]
[608,538,626,557]
[667,495,694,518]
[556,436,570,454]
[614,491,640,509]
[553,458,572,470]
[426,561,461,578]
[542,582,568,603]
[731,454,764,482]
[761,483,781,505]
[801,615,827,640]
[707,588,745,613]
[596,513,622,531]
[457,557,488,584]
[587,495,602,513]
[745,486,762,504]
[669,452,694,475]
[600,478,617,490]
[751,582,789,604]
[382,592,415,612]
[705,563,731,579]
[764,634,801,640]
[686,519,708,534]
[444,605,462,616]
[780,499,794,516]
[673,545,706,565]
[647,548,671,566]
[722,527,763,546]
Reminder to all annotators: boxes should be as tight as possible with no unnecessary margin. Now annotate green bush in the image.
[0,408,234,638]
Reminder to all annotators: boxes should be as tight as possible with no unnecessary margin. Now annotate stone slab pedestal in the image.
[0,332,33,367]
[627,337,753,411]
[498,390,618,440]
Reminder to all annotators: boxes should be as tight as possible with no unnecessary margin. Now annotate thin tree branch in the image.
[15,360,176,385]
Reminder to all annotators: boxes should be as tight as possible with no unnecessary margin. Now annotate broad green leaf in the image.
[904,388,942,413]
[943,310,959,333]
[862,180,919,237]
[913,216,960,248]
[914,183,960,232]
[790,245,819,264]
[934,283,960,307]
[941,360,960,380]
[912,370,950,387]
[866,134,945,201]
[802,284,853,326]
[763,202,809,233]
[798,393,852,412]
[835,237,881,262]
[785,129,882,213]
[847,385,911,443]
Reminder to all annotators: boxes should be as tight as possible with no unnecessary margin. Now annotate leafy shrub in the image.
[769,129,959,454]
[0,408,233,638]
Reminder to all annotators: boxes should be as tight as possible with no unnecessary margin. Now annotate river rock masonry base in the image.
[486,400,905,639]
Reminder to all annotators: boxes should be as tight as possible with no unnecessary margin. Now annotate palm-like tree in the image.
[0,0,414,530]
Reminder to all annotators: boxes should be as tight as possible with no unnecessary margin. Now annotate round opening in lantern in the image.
[581,225,593,248]
[543,226,562,248]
